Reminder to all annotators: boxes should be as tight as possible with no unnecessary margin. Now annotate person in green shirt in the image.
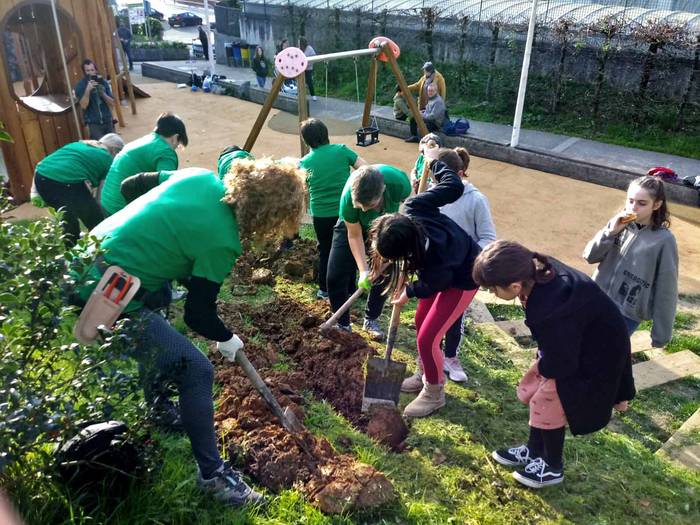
[217,145,254,180]
[410,133,442,193]
[78,159,306,506]
[33,134,124,246]
[299,118,366,299]
[100,113,187,216]
[327,163,411,339]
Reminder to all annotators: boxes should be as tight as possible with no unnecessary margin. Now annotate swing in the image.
[354,57,380,147]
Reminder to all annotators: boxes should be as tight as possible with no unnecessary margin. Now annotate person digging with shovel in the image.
[74,159,306,506]
[367,150,481,417]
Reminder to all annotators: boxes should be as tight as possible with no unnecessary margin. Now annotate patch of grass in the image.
[667,333,700,357]
[485,304,525,321]
[298,223,316,241]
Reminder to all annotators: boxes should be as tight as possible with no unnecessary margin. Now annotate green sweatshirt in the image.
[583,222,678,347]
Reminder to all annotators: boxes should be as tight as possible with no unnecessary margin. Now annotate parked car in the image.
[118,6,163,20]
[168,12,203,28]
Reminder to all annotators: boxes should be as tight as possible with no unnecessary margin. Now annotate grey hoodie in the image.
[582,222,678,347]
[422,94,446,127]
[440,181,496,249]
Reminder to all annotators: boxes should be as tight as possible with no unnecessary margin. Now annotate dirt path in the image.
[115,76,700,293]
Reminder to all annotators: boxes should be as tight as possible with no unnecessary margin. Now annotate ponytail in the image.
[631,175,670,230]
[472,240,555,288]
[454,147,470,172]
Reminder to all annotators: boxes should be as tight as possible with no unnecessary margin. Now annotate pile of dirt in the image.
[214,366,395,513]
[232,238,318,285]
[218,298,410,450]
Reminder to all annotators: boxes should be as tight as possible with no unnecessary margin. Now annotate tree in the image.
[484,17,503,100]
[550,17,577,114]
[588,15,628,124]
[457,14,472,94]
[676,35,699,130]
[631,19,689,100]
[417,6,443,63]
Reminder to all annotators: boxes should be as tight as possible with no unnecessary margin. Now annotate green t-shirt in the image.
[300,143,358,218]
[101,132,179,215]
[36,141,113,186]
[91,168,241,297]
[217,149,254,180]
[414,154,425,179]
[338,164,411,230]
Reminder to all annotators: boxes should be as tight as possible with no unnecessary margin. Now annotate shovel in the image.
[361,302,407,412]
[234,349,303,433]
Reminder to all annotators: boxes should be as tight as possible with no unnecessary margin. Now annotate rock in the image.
[251,268,274,285]
[282,260,306,278]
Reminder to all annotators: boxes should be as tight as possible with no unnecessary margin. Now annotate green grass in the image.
[6,253,700,524]
[485,304,526,321]
[316,51,700,160]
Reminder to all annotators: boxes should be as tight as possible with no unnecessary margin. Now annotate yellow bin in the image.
[241,45,251,67]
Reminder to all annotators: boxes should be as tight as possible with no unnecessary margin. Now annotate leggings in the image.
[34,172,104,247]
[416,288,477,385]
[443,312,465,358]
[312,215,337,293]
[134,308,221,478]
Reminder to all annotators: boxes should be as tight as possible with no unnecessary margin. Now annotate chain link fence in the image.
[224,0,699,157]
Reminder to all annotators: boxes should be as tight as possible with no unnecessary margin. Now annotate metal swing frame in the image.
[243,42,428,157]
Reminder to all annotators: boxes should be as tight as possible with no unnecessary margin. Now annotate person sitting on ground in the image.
[33,134,124,247]
[368,150,481,417]
[474,240,635,489]
[393,85,411,121]
[406,83,446,143]
[300,118,367,300]
[436,147,496,383]
[76,160,307,506]
[326,164,411,340]
[101,113,187,216]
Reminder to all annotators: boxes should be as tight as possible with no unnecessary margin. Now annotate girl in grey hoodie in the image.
[583,175,678,347]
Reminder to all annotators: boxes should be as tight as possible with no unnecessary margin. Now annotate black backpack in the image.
[55,421,142,493]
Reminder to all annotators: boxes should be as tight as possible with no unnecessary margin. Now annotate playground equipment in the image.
[243,37,428,157]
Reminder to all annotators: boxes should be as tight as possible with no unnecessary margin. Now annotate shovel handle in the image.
[234,349,297,432]
[384,302,403,365]
[320,288,364,330]
[417,158,432,194]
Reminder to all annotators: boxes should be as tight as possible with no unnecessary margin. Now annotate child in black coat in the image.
[472,240,635,488]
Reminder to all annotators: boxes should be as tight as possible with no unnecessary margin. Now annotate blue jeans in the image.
[256,75,266,88]
[623,316,640,335]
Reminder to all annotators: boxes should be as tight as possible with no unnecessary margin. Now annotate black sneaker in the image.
[492,444,533,467]
[513,457,564,488]
[197,461,265,506]
[404,135,420,143]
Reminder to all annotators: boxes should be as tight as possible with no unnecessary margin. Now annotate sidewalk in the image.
[137,59,700,205]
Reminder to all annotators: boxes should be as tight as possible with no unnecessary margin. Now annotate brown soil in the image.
[214,366,395,513]
[232,238,318,286]
[366,406,409,452]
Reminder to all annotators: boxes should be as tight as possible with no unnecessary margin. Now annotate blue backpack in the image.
[443,117,470,136]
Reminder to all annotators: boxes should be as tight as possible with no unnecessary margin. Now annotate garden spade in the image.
[362,303,407,412]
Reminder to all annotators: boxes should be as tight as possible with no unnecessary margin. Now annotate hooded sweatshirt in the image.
[583,222,678,347]
[440,181,496,249]
[525,258,636,435]
[422,94,446,127]
[403,161,481,299]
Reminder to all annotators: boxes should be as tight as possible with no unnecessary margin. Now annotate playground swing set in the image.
[243,37,429,157]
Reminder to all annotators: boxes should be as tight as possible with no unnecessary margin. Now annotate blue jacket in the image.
[404,161,481,298]
[74,76,113,125]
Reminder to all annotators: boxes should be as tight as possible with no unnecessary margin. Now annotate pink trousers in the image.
[517,360,567,429]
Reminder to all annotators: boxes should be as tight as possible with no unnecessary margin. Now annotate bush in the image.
[0,195,143,479]
[117,15,164,40]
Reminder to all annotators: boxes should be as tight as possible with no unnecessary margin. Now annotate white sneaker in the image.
[312,95,318,101]
[443,357,468,382]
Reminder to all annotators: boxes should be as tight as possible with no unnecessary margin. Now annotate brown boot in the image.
[401,360,424,393]
[403,383,445,418]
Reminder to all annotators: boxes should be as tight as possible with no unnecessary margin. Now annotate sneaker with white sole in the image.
[316,289,329,300]
[513,457,564,488]
[363,317,385,341]
[443,357,468,382]
[335,323,352,333]
[198,461,265,506]
[492,444,534,467]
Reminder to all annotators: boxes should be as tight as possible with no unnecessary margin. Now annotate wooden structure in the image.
[0,0,123,203]
[244,39,428,158]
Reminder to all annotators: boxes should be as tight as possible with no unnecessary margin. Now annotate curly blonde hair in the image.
[222,158,307,243]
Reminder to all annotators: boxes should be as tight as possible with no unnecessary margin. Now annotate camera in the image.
[90,74,103,82]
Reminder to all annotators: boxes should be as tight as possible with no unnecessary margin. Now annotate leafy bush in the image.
[0,195,143,478]
[132,39,188,50]
[117,15,164,40]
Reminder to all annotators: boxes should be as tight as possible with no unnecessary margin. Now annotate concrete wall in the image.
[213,3,698,101]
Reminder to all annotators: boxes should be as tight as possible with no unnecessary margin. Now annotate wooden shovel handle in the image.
[384,302,403,365]
[417,158,432,194]
[320,288,364,330]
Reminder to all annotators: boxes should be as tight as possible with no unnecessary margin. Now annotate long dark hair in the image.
[472,240,555,289]
[631,175,670,230]
[368,213,426,293]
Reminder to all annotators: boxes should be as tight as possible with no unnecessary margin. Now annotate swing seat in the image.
[356,126,380,147]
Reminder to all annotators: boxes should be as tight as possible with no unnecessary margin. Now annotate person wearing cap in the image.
[408,61,446,111]
[100,113,187,216]
[33,133,125,246]
[405,83,446,142]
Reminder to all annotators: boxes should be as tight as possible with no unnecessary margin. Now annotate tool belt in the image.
[73,265,141,345]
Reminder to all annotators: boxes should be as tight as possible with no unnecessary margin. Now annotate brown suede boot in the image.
[401,360,424,393]
[403,383,445,417]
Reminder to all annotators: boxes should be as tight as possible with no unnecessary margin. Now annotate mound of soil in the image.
[232,238,318,285]
[214,366,395,513]
[366,406,409,451]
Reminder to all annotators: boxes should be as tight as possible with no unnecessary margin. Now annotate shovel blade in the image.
[362,357,406,412]
[282,406,303,433]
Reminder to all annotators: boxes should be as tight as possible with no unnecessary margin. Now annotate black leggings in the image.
[305,69,315,97]
[313,216,337,293]
[326,220,387,326]
[34,173,104,247]
[410,118,440,137]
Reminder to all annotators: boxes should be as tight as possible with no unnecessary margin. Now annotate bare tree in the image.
[550,17,577,113]
[676,35,699,130]
[631,19,689,100]
[588,15,628,124]
[457,14,471,93]
[484,17,504,100]
[416,6,444,63]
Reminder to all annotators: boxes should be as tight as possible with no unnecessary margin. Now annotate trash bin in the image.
[231,43,242,67]
[225,43,233,67]
[240,44,251,67]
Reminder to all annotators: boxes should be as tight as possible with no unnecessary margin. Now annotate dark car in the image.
[118,6,163,20]
[168,12,203,28]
